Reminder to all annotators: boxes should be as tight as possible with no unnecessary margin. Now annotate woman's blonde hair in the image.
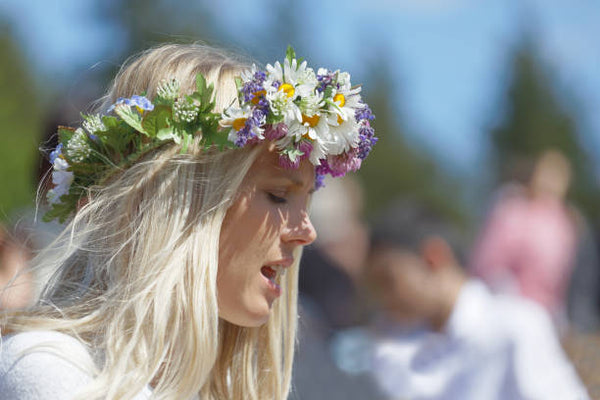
[1,44,299,400]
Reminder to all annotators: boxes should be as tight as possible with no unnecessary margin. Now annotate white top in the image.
[0,330,152,400]
[371,280,590,400]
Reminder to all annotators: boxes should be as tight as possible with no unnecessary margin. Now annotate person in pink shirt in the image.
[470,150,578,328]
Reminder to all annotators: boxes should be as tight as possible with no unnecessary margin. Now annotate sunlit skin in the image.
[218,144,317,327]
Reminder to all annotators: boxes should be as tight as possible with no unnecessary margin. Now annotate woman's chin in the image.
[219,302,273,327]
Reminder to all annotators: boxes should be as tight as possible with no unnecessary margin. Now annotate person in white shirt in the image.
[367,201,589,400]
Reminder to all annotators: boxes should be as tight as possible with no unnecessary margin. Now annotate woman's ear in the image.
[421,235,457,271]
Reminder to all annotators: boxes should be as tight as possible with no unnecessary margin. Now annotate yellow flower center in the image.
[233,118,247,131]
[337,115,344,125]
[302,114,320,128]
[251,90,266,105]
[279,83,295,98]
[333,93,346,107]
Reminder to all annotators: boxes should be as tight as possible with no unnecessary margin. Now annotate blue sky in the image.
[2,0,599,178]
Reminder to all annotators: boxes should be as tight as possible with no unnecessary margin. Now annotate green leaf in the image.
[286,45,296,64]
[142,105,172,138]
[235,77,243,91]
[202,126,233,151]
[196,73,208,94]
[156,126,177,142]
[43,194,79,223]
[180,133,192,153]
[57,126,76,144]
[323,85,333,100]
[114,105,146,134]
[282,146,304,163]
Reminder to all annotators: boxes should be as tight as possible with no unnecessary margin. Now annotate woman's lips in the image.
[261,266,282,297]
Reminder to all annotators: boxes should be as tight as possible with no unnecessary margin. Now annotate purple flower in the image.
[314,173,326,190]
[265,123,288,140]
[317,70,336,92]
[254,70,267,81]
[355,103,375,122]
[315,160,332,176]
[241,70,268,104]
[233,106,267,147]
[279,153,300,169]
[327,150,362,177]
[297,140,313,161]
[357,121,377,160]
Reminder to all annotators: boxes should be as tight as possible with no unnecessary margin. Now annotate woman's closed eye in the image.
[267,192,287,204]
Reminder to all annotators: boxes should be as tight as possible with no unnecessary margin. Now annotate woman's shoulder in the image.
[0,330,95,400]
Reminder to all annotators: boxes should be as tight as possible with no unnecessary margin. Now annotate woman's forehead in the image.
[249,145,315,189]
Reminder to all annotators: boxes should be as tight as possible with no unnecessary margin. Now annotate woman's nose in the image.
[282,210,317,246]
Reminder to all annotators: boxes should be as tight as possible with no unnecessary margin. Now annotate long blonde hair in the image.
[1,44,299,400]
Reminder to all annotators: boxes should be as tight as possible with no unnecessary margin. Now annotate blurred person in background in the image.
[470,149,599,333]
[298,176,371,333]
[367,200,589,400]
[0,227,33,310]
[292,175,384,400]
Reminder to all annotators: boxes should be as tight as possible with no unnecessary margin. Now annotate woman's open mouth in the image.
[261,265,284,296]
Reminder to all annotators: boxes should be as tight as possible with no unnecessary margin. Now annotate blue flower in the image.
[49,143,63,164]
[108,95,155,113]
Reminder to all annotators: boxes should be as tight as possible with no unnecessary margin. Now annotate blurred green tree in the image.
[0,22,40,221]
[358,60,467,227]
[490,44,600,219]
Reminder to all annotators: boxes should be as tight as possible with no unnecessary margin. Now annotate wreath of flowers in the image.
[46,46,377,222]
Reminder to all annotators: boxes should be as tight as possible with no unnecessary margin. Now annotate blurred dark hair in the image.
[369,198,466,264]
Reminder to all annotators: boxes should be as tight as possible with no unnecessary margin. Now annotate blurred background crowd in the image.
[1,0,600,398]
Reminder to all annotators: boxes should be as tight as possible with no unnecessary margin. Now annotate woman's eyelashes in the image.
[267,192,287,204]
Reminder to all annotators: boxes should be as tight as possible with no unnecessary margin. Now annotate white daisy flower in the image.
[336,71,352,91]
[240,64,260,83]
[288,112,330,143]
[220,105,264,143]
[309,137,328,164]
[266,58,318,99]
[297,90,325,117]
[330,85,362,124]
[325,116,360,155]
[265,87,302,126]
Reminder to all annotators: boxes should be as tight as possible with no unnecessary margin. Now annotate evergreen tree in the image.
[358,60,466,227]
[491,44,599,219]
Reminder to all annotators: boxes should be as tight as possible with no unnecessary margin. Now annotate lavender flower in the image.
[317,70,336,93]
[355,103,375,122]
[357,121,377,160]
[241,70,268,103]
[314,173,326,190]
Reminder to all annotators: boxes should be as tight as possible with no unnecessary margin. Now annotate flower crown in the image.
[45,47,377,222]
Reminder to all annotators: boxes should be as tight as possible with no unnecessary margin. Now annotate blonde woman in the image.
[0,44,377,399]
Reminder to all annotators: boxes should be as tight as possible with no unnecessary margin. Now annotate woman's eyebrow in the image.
[265,175,315,193]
